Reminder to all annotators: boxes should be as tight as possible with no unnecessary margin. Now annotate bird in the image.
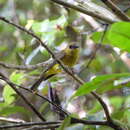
[30,44,79,90]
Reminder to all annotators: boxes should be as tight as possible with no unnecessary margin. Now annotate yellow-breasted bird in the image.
[30,44,79,90]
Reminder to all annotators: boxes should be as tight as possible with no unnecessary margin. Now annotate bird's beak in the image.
[74,45,79,48]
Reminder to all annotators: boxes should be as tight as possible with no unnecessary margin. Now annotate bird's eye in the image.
[69,45,79,49]
[69,45,73,49]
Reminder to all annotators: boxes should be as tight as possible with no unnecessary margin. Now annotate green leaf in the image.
[91,31,109,43]
[73,73,130,98]
[0,44,8,52]
[110,96,124,119]
[3,72,25,105]
[91,22,130,52]
[88,102,102,114]
[0,103,8,108]
[3,85,17,105]
[32,15,68,45]
[97,77,130,94]
[124,108,130,125]
[112,110,125,120]
[51,15,68,28]
[10,71,25,85]
[57,116,71,130]
[32,19,50,35]
[107,22,130,52]
[0,105,30,116]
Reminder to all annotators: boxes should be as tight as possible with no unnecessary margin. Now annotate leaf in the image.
[57,116,71,130]
[10,71,25,85]
[32,19,50,35]
[32,15,67,45]
[3,72,25,105]
[3,85,17,105]
[25,20,34,30]
[107,22,130,52]
[0,103,8,108]
[91,31,109,43]
[91,22,130,52]
[124,108,130,125]
[110,96,124,110]
[88,102,102,114]
[0,105,30,116]
[73,73,130,98]
[0,44,8,52]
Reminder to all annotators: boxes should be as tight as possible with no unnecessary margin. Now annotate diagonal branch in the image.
[100,0,130,21]
[50,0,117,24]
[0,71,69,116]
[0,61,48,70]
[0,72,46,122]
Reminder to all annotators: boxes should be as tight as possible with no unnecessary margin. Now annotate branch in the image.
[0,61,49,70]
[0,73,46,122]
[100,0,130,21]
[0,120,108,129]
[50,0,117,24]
[0,117,25,123]
[0,121,61,129]
[0,71,69,117]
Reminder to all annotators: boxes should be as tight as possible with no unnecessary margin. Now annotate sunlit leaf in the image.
[10,71,25,85]
[107,22,130,52]
[3,85,17,105]
[3,72,25,104]
[32,15,67,45]
[91,22,130,52]
[73,73,130,98]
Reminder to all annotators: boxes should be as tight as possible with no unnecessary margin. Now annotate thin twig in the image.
[79,24,108,77]
[0,121,61,129]
[86,24,108,68]
[0,61,48,70]
[0,73,46,122]
[100,0,130,21]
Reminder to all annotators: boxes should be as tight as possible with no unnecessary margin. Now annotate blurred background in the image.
[0,0,130,129]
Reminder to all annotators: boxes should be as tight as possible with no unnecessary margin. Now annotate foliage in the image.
[0,0,130,129]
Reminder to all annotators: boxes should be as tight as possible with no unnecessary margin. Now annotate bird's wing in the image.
[30,51,66,90]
